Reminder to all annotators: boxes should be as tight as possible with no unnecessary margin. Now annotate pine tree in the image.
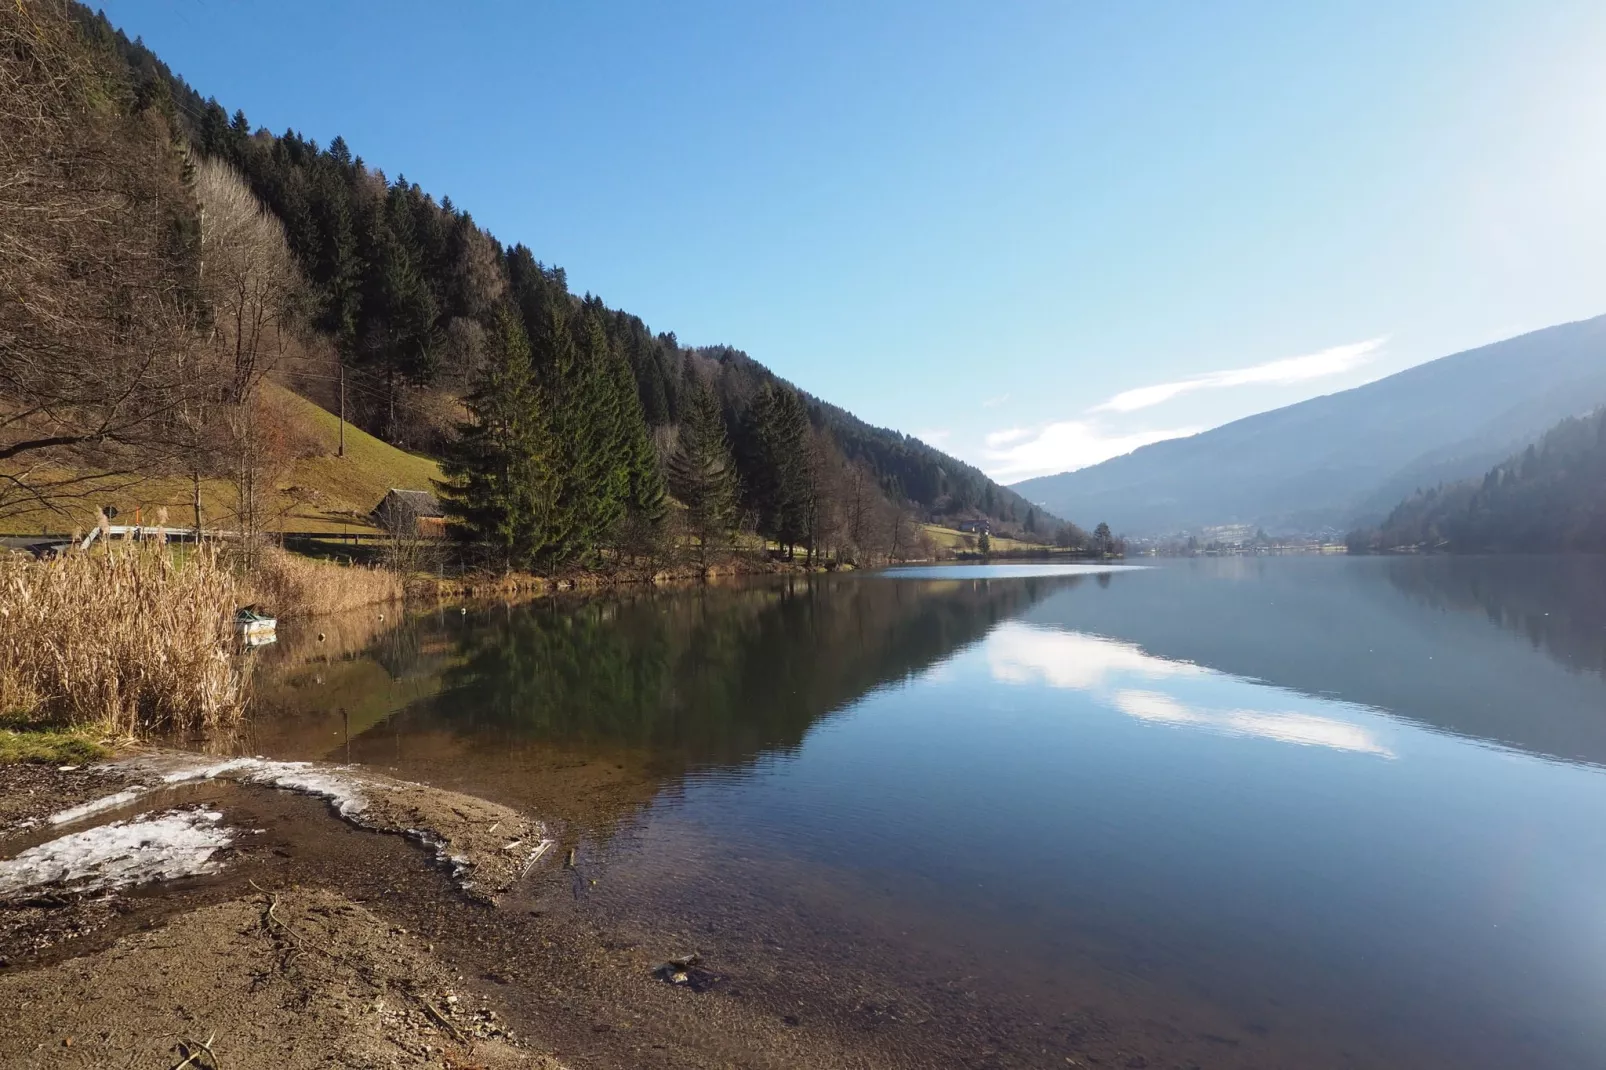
[437,306,557,570]
[606,337,667,527]
[742,384,812,557]
[670,383,739,567]
[521,296,621,569]
[379,179,440,387]
[311,167,361,345]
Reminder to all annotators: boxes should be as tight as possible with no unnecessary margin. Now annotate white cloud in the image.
[982,393,1011,409]
[1092,337,1387,414]
[981,623,1390,757]
[1111,690,1391,755]
[1221,710,1390,754]
[913,428,951,448]
[984,427,1032,448]
[1112,689,1203,724]
[983,420,1199,482]
[987,624,1205,691]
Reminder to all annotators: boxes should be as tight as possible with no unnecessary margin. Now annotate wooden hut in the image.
[371,488,446,537]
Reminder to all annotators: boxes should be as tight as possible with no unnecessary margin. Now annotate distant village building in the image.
[956,518,992,534]
[371,488,445,538]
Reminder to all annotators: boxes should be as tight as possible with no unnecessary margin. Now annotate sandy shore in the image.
[0,754,563,1069]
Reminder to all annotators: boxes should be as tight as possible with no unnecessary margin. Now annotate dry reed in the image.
[244,546,403,619]
[0,543,247,735]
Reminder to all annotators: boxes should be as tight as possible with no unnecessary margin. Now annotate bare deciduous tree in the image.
[192,159,301,555]
[194,159,298,405]
[0,2,219,521]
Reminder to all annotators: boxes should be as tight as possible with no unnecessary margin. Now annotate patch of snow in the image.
[156,756,261,783]
[49,787,149,826]
[120,755,369,818]
[244,762,368,818]
[0,809,232,899]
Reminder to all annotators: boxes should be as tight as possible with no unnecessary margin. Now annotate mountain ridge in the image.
[1011,314,1606,535]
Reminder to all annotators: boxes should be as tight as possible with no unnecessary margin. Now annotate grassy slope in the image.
[922,524,1050,553]
[0,384,443,535]
[270,385,444,529]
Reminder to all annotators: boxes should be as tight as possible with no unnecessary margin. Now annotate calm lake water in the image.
[249,556,1606,1067]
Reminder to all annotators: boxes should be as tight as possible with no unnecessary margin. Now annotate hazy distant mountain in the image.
[1012,316,1606,535]
[1351,406,1606,554]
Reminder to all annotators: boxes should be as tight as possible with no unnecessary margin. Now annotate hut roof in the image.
[372,488,444,519]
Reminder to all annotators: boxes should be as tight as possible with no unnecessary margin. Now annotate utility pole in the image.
[338,359,346,458]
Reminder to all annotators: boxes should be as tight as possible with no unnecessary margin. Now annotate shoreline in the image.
[0,751,565,1069]
[3,747,977,1069]
[411,551,830,601]
[0,733,1377,1070]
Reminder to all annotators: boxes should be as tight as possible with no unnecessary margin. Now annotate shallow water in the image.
[248,556,1606,1067]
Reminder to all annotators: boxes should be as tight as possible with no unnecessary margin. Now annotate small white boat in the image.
[234,606,277,646]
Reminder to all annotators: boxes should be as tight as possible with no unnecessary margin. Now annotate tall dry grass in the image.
[244,545,403,619]
[0,543,248,735]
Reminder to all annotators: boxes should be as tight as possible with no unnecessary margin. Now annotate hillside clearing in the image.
[0,384,443,535]
[921,524,1051,553]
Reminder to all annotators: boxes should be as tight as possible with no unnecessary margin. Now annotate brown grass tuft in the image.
[0,544,248,735]
[244,546,402,619]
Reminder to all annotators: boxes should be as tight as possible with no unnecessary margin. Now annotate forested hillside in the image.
[58,4,1050,561]
[1348,408,1606,554]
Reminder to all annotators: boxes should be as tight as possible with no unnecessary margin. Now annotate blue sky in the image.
[102,0,1606,482]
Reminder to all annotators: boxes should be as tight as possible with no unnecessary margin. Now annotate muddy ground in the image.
[0,760,562,1069]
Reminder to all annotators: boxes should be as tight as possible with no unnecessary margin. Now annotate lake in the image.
[249,556,1606,1068]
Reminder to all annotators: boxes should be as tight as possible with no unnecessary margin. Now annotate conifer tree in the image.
[438,305,557,570]
[670,383,739,567]
[607,340,667,527]
[521,295,620,568]
[742,384,812,556]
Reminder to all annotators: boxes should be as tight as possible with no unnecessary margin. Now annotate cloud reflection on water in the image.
[986,622,1391,757]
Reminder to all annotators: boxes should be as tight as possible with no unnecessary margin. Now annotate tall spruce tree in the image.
[670,383,739,567]
[437,305,557,570]
[520,294,622,568]
[742,384,812,557]
[606,337,668,527]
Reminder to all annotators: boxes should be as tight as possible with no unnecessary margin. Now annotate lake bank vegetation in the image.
[0,543,247,740]
[0,532,408,752]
